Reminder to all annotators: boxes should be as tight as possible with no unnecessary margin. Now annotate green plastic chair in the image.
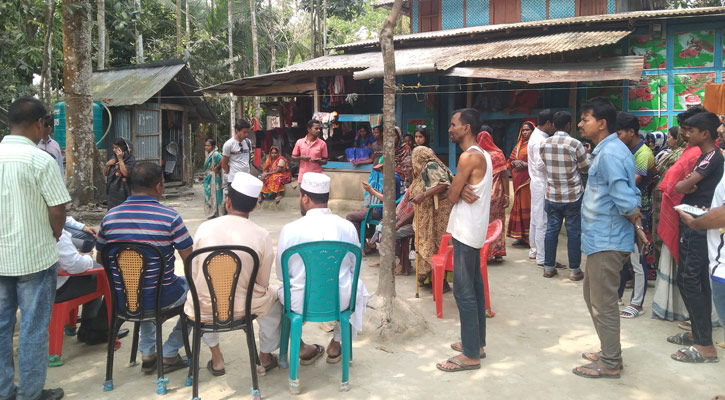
[359,194,404,251]
[278,241,363,395]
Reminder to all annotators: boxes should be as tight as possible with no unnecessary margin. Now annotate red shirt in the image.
[292,136,328,182]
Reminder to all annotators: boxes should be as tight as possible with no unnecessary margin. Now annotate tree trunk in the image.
[134,0,143,63]
[228,0,235,134]
[40,0,55,110]
[309,1,315,58]
[250,0,260,121]
[176,0,182,57]
[268,0,275,72]
[185,0,190,48]
[97,0,105,69]
[63,0,96,203]
[322,0,327,54]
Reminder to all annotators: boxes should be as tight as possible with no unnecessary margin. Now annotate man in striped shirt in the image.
[0,97,70,400]
[96,162,193,373]
[539,111,591,281]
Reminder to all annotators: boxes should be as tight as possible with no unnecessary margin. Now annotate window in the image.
[490,0,521,24]
[576,0,607,16]
[419,0,441,32]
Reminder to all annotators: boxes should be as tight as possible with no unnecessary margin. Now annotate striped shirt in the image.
[539,131,591,203]
[96,196,193,310]
[0,135,71,276]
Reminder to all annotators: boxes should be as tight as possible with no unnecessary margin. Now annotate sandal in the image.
[141,357,157,374]
[572,361,620,379]
[206,360,226,377]
[299,344,324,365]
[450,342,486,359]
[671,346,720,363]
[620,305,641,319]
[257,355,278,376]
[327,352,342,364]
[163,355,189,373]
[679,321,692,331]
[436,357,480,372]
[581,352,623,369]
[667,332,695,346]
[274,196,282,204]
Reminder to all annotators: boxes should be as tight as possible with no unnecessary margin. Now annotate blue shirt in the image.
[581,133,641,256]
[96,196,193,311]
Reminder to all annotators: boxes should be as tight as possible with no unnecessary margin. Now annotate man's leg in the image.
[543,200,564,274]
[16,265,58,400]
[345,209,368,237]
[677,223,713,347]
[160,281,189,359]
[528,221,538,259]
[628,245,647,309]
[452,238,484,358]
[582,251,628,371]
[564,199,582,276]
[0,276,18,400]
[257,301,282,362]
[66,226,96,254]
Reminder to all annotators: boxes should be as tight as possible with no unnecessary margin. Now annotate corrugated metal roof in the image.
[282,30,631,77]
[201,70,315,96]
[372,0,410,10]
[92,63,185,107]
[444,56,645,83]
[332,6,725,51]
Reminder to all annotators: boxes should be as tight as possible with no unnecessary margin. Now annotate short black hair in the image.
[235,118,251,131]
[668,125,679,140]
[684,112,721,140]
[580,97,617,133]
[553,111,572,131]
[113,137,130,153]
[300,187,329,204]
[615,112,640,135]
[453,108,482,135]
[8,97,47,127]
[44,114,54,127]
[129,162,162,191]
[373,125,382,132]
[480,124,493,134]
[537,109,554,126]
[359,125,370,134]
[414,126,429,146]
[228,188,257,213]
[307,119,321,130]
[677,105,707,127]
[205,138,216,147]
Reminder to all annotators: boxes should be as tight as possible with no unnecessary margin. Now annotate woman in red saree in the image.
[260,146,292,204]
[506,122,534,246]
[477,128,509,261]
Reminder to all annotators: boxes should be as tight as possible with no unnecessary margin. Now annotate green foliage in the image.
[667,0,723,7]
[299,0,366,20]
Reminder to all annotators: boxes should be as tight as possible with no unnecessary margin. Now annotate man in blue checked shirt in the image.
[572,98,649,380]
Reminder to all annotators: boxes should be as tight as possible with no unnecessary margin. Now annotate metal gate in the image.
[133,107,162,165]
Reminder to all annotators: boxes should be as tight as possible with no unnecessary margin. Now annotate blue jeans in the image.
[452,238,486,358]
[139,277,188,358]
[0,265,58,400]
[544,198,582,274]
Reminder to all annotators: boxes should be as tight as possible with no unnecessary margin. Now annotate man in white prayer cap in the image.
[276,172,370,363]
[184,172,283,376]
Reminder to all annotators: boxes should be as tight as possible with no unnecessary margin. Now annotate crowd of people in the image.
[3,93,725,399]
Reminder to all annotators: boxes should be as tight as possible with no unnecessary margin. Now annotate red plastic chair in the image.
[48,268,112,366]
[431,219,503,319]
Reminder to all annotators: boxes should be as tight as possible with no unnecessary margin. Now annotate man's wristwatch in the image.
[635,225,644,232]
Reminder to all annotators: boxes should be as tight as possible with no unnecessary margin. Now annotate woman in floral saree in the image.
[260,146,292,204]
[203,138,224,218]
[506,121,534,246]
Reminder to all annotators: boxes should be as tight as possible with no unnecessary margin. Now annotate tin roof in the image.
[372,0,410,11]
[281,30,632,78]
[201,70,316,96]
[332,6,725,51]
[92,59,217,122]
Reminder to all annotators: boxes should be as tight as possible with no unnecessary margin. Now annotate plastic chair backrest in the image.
[484,219,503,245]
[101,241,166,318]
[184,245,260,330]
[280,241,362,323]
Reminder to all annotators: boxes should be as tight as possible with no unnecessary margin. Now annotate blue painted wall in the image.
[442,0,465,29]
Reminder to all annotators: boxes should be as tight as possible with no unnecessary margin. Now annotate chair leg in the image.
[433,265,444,318]
[481,261,495,317]
[339,319,351,392]
[188,321,202,399]
[245,326,262,400]
[155,318,167,395]
[278,316,291,369]
[130,322,140,365]
[180,315,191,358]
[288,318,303,395]
[400,238,411,276]
[48,304,65,361]
[104,317,120,391]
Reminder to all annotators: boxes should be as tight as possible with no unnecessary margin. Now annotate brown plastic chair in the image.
[183,245,262,400]
[100,241,191,395]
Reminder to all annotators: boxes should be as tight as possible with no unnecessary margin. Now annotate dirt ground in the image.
[43,185,725,400]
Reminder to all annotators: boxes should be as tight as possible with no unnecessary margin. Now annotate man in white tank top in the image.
[437,108,493,372]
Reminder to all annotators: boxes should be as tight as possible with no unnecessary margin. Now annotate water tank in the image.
[53,100,104,149]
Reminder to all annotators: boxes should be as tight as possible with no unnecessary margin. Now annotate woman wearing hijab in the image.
[394,126,413,186]
[506,121,534,246]
[410,146,455,285]
[260,146,292,204]
[104,138,136,210]
[477,127,509,261]
[203,138,224,218]
[646,131,669,164]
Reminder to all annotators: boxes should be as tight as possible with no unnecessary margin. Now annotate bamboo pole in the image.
[414,204,420,298]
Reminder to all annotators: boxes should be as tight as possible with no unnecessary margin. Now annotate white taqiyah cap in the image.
[300,172,330,194]
[231,172,263,198]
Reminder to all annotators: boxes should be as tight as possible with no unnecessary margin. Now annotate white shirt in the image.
[65,216,85,231]
[708,177,725,283]
[275,208,370,334]
[56,229,96,289]
[446,146,492,248]
[527,127,548,186]
[222,137,252,183]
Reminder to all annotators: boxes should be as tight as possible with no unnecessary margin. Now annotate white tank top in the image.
[446,145,493,249]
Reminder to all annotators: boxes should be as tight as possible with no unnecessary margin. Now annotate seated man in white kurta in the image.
[276,172,370,364]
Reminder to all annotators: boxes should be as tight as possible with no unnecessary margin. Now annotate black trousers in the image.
[677,222,712,346]
[55,276,108,332]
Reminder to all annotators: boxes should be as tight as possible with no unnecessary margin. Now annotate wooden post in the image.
[183,109,191,185]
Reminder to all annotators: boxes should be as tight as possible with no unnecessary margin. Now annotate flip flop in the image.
[436,357,480,372]
[572,362,620,379]
[620,305,641,319]
[667,332,695,346]
[671,346,720,363]
[163,355,189,373]
[206,360,226,377]
[581,352,623,369]
[299,344,324,365]
[141,357,157,374]
[327,352,342,364]
[449,342,486,359]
